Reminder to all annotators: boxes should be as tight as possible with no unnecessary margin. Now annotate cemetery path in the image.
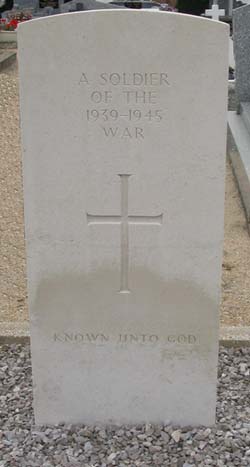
[222,160,250,326]
[0,62,249,327]
[0,62,27,323]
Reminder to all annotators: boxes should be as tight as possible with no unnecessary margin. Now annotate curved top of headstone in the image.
[233,3,250,102]
[18,7,229,32]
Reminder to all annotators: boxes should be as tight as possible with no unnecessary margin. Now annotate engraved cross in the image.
[87,174,163,294]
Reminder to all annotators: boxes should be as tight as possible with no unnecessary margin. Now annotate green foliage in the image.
[177,0,209,15]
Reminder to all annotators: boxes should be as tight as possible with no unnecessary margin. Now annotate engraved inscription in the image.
[79,71,170,139]
[86,109,163,122]
[54,333,109,343]
[118,334,159,343]
[102,127,145,139]
[79,72,170,86]
[86,174,163,293]
[53,332,198,346]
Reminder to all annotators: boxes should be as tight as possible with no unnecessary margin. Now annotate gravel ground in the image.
[222,162,250,327]
[0,62,250,327]
[0,344,250,466]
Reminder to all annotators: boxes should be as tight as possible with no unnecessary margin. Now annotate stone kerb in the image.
[0,31,17,43]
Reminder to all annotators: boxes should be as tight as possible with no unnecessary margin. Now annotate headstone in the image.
[233,3,250,101]
[18,11,228,426]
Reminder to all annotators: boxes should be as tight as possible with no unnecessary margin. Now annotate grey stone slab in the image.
[13,0,38,9]
[233,4,250,102]
[228,110,250,225]
[241,101,250,133]
[60,0,121,12]
[14,0,116,11]
[0,50,16,71]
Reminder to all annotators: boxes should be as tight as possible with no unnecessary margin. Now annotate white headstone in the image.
[18,11,229,426]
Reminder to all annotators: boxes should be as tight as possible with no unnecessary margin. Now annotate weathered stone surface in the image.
[233,4,250,102]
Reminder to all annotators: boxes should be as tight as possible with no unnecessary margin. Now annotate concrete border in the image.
[0,50,16,71]
[220,326,250,347]
[1,322,250,346]
[0,321,29,344]
[228,111,250,229]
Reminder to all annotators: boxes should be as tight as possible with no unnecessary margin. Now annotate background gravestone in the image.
[228,3,250,228]
[209,0,245,16]
[60,0,121,12]
[233,3,250,102]
[18,11,228,426]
